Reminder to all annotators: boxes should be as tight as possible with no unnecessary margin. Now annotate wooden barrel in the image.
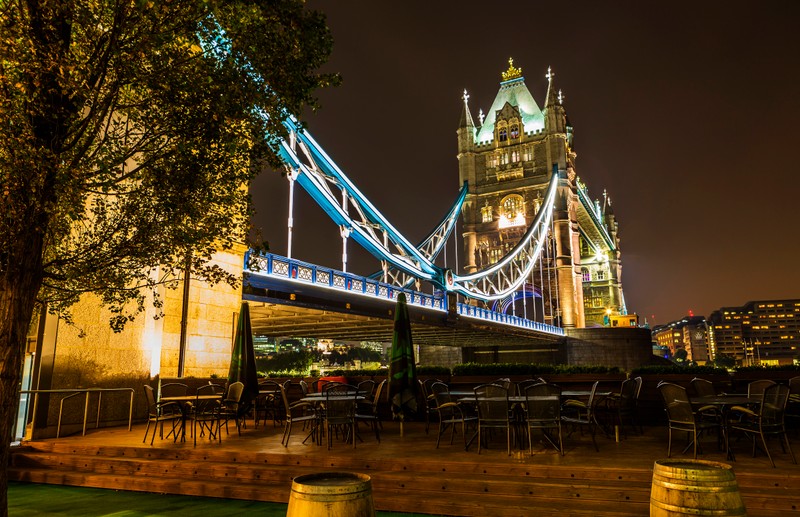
[287,472,375,517]
[651,459,746,516]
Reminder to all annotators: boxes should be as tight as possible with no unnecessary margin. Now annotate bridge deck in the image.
[245,290,562,348]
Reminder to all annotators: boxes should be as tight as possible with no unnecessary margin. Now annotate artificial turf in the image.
[8,482,432,516]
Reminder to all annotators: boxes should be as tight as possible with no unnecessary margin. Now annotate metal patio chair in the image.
[474,383,513,455]
[522,382,563,455]
[431,381,476,449]
[729,383,796,467]
[657,381,719,459]
[561,380,601,452]
[142,385,183,445]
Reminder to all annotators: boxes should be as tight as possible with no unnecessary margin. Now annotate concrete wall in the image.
[563,327,653,370]
[418,327,653,371]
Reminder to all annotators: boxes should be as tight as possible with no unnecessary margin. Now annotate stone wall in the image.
[417,345,462,368]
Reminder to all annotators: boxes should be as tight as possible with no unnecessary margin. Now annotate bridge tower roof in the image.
[475,58,545,144]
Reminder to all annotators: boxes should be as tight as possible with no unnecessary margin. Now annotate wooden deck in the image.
[9,419,800,516]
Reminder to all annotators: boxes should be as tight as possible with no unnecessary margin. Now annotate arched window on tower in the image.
[510,125,519,139]
[582,268,590,282]
[499,194,525,228]
[498,127,507,142]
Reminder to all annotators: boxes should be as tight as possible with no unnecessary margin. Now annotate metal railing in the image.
[20,387,135,438]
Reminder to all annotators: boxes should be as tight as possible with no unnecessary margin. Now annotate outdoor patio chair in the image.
[159,382,188,399]
[657,381,720,459]
[516,378,546,396]
[522,382,563,455]
[419,378,442,434]
[218,381,245,438]
[601,377,639,439]
[189,383,224,447]
[788,376,800,434]
[356,380,376,416]
[279,385,319,447]
[324,384,358,449]
[255,380,282,428]
[356,379,385,443]
[474,383,513,455]
[493,378,513,394]
[431,381,477,449]
[561,380,601,452]
[279,383,318,447]
[748,379,776,397]
[729,383,796,467]
[142,385,183,445]
[691,378,717,398]
[299,379,309,396]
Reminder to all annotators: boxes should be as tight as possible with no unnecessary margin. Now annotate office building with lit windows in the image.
[651,315,710,363]
[707,299,800,366]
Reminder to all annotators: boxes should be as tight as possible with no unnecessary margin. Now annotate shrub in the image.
[451,363,620,376]
[734,364,800,372]
[417,365,451,375]
[630,365,728,375]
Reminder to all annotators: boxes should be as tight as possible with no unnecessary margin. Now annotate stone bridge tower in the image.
[457,59,625,328]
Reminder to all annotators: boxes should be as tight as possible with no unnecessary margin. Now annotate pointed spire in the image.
[545,66,559,108]
[459,88,475,128]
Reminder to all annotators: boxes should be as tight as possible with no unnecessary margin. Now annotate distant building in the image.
[651,315,709,363]
[708,299,800,366]
[456,59,626,328]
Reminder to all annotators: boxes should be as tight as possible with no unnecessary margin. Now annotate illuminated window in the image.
[523,147,532,161]
[499,195,525,228]
[510,125,519,139]
[582,268,590,282]
[511,150,519,162]
[481,204,493,223]
[595,270,606,281]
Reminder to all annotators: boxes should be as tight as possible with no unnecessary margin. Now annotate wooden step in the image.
[11,440,799,517]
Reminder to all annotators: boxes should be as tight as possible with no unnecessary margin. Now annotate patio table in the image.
[689,394,759,460]
[159,394,223,441]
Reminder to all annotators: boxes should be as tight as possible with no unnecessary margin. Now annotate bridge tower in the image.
[457,59,624,328]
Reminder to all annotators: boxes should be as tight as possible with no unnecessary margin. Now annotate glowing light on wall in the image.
[498,213,526,229]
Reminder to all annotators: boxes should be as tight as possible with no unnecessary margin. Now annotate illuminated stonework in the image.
[501,58,523,82]
[457,60,626,328]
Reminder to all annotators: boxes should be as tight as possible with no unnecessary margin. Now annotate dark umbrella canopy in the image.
[388,293,418,427]
[228,301,259,407]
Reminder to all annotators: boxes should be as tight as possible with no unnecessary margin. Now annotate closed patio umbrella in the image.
[228,302,259,410]
[388,293,418,436]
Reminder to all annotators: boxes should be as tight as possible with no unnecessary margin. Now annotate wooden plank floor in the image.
[10,420,800,516]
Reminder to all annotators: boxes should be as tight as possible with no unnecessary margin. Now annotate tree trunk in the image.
[0,236,46,517]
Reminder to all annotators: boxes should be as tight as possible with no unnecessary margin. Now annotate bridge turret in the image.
[544,66,569,136]
[457,88,477,156]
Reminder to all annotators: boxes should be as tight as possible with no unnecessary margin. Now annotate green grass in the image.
[8,482,433,516]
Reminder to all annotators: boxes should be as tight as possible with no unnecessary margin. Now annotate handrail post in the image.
[30,392,39,440]
[128,389,134,431]
[83,391,90,436]
[96,390,103,429]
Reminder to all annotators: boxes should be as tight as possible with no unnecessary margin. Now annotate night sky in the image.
[249,1,800,326]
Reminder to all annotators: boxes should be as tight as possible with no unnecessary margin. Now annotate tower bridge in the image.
[251,58,630,347]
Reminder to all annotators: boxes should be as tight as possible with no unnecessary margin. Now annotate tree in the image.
[0,2,336,513]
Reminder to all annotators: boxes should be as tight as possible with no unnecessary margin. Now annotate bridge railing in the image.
[245,252,564,336]
[456,303,565,336]
[245,251,445,310]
